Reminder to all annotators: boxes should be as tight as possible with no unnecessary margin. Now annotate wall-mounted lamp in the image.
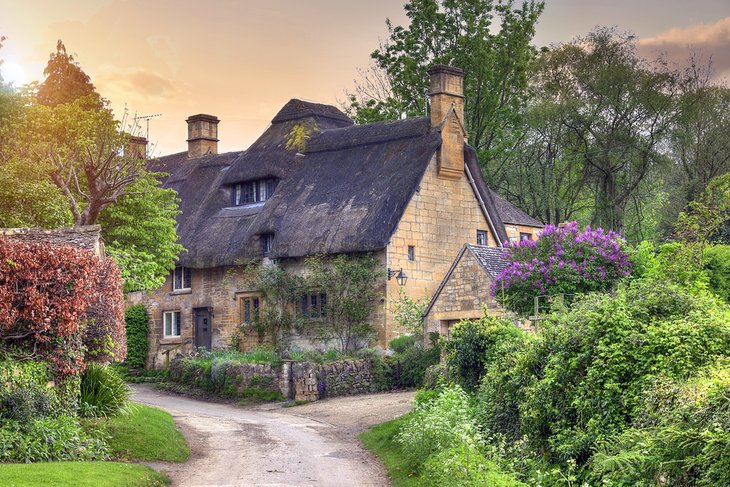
[387,267,408,286]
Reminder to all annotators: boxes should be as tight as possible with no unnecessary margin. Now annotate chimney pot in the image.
[186,114,219,158]
[125,135,148,159]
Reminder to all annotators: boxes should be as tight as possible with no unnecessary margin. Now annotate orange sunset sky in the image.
[1,0,729,155]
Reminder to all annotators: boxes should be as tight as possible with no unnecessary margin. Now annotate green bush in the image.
[478,278,730,475]
[590,359,730,486]
[124,305,149,369]
[0,415,108,463]
[0,360,60,422]
[445,316,526,391]
[79,364,130,418]
[392,345,440,388]
[389,334,418,353]
[397,384,480,469]
[422,444,527,487]
[704,244,730,302]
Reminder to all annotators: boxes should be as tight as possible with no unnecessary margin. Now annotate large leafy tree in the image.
[346,0,543,170]
[36,40,101,108]
[503,29,681,235]
[0,40,182,290]
[98,171,183,292]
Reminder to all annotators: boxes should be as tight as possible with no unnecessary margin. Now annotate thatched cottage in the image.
[127,65,542,367]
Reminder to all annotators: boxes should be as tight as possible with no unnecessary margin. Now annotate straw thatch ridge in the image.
[150,98,541,268]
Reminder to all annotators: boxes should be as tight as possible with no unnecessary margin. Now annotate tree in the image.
[659,62,730,235]
[347,0,543,170]
[304,254,383,352]
[98,171,183,292]
[528,29,680,233]
[36,40,101,108]
[9,96,145,226]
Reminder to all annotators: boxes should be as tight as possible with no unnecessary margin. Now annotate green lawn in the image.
[99,403,190,462]
[0,462,168,487]
[360,413,421,487]
[0,402,189,486]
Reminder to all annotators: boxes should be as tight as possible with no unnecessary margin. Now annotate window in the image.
[407,245,415,261]
[300,293,327,318]
[476,230,487,246]
[163,311,181,338]
[261,234,273,256]
[520,232,533,242]
[172,266,191,291]
[233,178,278,206]
[240,296,260,324]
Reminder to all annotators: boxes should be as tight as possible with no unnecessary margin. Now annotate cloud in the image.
[637,17,730,80]
[96,68,177,100]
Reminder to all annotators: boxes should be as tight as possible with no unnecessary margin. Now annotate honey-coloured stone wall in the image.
[382,153,495,344]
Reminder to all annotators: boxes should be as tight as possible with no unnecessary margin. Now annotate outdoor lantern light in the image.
[387,267,408,286]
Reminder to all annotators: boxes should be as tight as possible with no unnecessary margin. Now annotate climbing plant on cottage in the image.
[491,221,632,315]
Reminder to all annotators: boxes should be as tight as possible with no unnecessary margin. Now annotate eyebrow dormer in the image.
[232,178,278,206]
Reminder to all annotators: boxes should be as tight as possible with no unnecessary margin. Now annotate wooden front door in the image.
[194,308,212,350]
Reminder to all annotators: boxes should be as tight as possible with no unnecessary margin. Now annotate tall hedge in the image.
[0,237,125,378]
[84,257,126,364]
[124,305,149,369]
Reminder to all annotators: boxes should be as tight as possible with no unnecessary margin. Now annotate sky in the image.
[1,0,729,155]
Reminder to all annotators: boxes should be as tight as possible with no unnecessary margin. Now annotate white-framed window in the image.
[163,310,182,338]
[520,232,533,242]
[407,245,415,261]
[172,266,191,291]
[476,229,487,246]
[233,178,278,206]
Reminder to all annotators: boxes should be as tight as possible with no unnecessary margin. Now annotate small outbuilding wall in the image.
[423,244,506,339]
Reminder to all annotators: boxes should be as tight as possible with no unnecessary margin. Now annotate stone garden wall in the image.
[169,357,374,402]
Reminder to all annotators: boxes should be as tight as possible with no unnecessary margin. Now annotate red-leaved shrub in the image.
[0,237,125,378]
[84,256,126,364]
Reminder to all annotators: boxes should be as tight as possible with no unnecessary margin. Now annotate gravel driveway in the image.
[130,384,415,487]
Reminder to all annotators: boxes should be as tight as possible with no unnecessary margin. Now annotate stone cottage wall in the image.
[424,249,503,338]
[384,153,495,345]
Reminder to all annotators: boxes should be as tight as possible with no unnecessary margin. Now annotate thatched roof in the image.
[152,99,541,268]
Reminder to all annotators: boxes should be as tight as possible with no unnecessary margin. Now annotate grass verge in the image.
[360,413,421,487]
[90,402,190,462]
[0,461,169,486]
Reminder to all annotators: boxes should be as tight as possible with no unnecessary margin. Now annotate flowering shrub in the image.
[491,221,632,315]
[397,384,480,468]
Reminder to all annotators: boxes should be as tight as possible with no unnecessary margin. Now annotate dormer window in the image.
[233,178,278,206]
[261,234,273,256]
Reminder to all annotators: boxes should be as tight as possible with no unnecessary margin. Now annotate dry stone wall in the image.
[169,356,374,402]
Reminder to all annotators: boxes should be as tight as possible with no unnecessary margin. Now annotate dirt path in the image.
[130,385,415,487]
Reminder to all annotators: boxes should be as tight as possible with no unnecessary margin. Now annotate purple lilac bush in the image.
[491,221,632,315]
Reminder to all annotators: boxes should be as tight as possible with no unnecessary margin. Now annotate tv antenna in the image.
[134,113,162,142]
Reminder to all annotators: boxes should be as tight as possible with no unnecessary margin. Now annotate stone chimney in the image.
[125,135,147,159]
[186,114,219,158]
[427,65,466,180]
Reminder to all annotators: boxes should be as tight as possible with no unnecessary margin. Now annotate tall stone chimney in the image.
[428,65,466,180]
[125,135,148,159]
[186,114,219,158]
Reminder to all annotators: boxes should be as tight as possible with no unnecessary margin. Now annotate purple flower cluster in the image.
[491,222,632,314]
